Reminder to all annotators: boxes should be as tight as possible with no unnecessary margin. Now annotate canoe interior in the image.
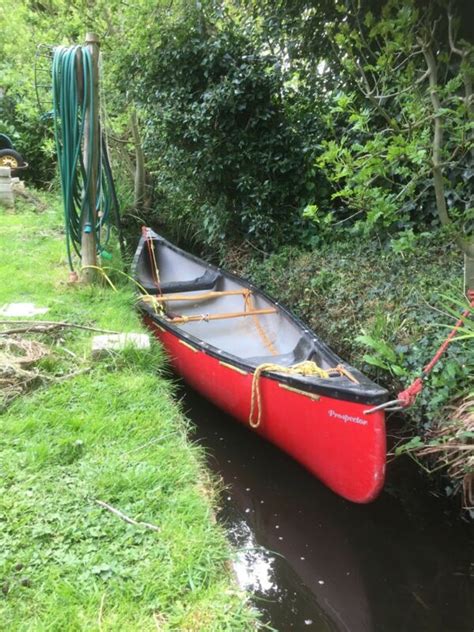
[136,237,333,367]
[133,231,388,404]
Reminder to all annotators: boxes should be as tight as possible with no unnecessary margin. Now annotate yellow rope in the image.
[148,241,162,291]
[244,291,279,356]
[249,361,330,428]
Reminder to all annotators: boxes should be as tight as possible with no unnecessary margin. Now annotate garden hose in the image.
[52,45,120,270]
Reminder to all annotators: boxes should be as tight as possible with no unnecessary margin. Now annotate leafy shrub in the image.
[117,4,330,252]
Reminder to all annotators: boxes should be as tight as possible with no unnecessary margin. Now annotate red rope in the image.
[397,290,474,408]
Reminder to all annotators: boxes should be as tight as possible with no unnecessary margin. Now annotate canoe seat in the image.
[246,337,314,368]
[142,269,222,296]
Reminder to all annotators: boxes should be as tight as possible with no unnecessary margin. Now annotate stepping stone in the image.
[0,303,49,317]
[91,333,151,359]
[0,166,14,208]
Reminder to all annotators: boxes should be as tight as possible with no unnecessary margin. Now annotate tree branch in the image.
[353,58,398,129]
[448,11,465,58]
[0,321,119,335]
[420,40,451,226]
[130,110,146,209]
[372,69,430,100]
[421,38,474,257]
[94,500,160,532]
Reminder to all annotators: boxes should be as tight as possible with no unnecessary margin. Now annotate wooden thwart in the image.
[169,307,277,324]
[141,289,251,303]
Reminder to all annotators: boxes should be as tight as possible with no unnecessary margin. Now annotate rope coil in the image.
[249,361,357,428]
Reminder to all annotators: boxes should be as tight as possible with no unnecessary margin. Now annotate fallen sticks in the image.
[0,320,119,336]
[94,500,160,532]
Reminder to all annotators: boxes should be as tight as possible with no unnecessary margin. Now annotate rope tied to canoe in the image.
[365,290,474,414]
[249,361,358,428]
[142,226,162,294]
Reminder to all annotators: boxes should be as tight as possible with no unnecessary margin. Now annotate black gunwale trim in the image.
[134,231,389,406]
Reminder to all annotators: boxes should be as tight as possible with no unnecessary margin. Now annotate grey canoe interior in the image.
[133,231,389,403]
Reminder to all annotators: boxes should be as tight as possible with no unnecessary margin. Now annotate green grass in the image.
[0,197,258,630]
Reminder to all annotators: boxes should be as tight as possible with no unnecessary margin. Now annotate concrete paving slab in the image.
[92,333,151,358]
[0,303,49,317]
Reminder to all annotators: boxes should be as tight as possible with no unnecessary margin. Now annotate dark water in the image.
[182,387,474,632]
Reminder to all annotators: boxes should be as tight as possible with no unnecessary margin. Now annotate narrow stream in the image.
[182,386,474,632]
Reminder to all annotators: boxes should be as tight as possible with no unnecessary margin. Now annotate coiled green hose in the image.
[52,45,118,270]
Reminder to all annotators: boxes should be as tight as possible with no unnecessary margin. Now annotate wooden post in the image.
[81,32,100,283]
[465,253,474,296]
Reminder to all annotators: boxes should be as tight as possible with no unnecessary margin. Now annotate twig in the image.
[243,239,269,257]
[60,346,78,359]
[332,209,364,226]
[94,500,160,532]
[419,444,473,453]
[153,612,165,630]
[371,69,430,100]
[0,321,119,335]
[121,432,175,455]
[420,295,456,321]
[42,367,91,383]
[448,10,465,58]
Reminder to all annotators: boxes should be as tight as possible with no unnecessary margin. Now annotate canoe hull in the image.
[144,316,386,503]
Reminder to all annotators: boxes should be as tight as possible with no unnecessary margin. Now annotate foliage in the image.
[316,0,473,250]
[115,2,331,251]
[394,397,473,509]
[3,0,472,250]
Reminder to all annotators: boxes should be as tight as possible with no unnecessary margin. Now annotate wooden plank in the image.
[169,307,277,324]
[278,383,321,400]
[219,361,248,375]
[81,32,100,284]
[178,339,199,352]
[141,289,251,302]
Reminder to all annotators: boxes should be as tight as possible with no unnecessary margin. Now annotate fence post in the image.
[465,253,474,296]
[81,32,100,283]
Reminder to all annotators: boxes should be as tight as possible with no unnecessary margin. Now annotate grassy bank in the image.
[223,235,473,502]
[0,197,258,630]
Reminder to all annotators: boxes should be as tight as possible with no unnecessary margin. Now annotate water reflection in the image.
[231,520,277,593]
[183,387,474,632]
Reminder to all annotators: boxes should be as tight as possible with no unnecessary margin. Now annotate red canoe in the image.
[133,228,388,503]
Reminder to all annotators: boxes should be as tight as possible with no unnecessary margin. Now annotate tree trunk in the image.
[130,110,145,210]
[421,41,474,270]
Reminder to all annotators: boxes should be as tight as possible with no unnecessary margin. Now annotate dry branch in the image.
[0,337,49,407]
[0,321,119,336]
[94,500,160,532]
[415,398,474,508]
